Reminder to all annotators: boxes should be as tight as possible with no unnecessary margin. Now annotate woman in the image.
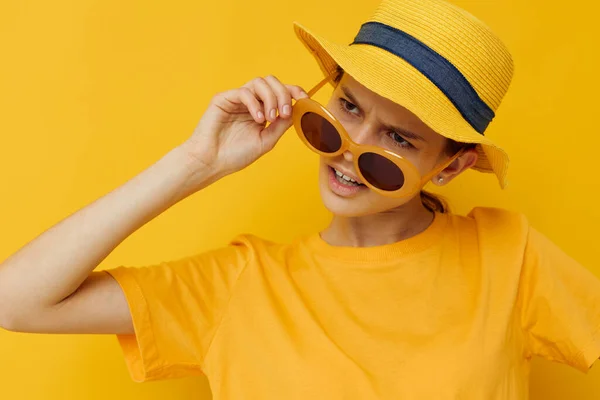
[0,0,598,398]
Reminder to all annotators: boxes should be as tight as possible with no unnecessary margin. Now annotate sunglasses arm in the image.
[306,71,337,98]
[420,148,467,185]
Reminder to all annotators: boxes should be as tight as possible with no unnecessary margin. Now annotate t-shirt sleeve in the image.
[103,236,251,382]
[518,225,600,373]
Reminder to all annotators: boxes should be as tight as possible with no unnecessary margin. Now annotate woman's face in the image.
[318,73,477,217]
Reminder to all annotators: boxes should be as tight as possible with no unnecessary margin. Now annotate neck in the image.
[320,197,436,248]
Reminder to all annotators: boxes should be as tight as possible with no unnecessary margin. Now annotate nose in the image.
[342,149,353,163]
[342,124,373,162]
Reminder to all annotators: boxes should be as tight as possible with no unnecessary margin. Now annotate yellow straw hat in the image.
[293,0,514,188]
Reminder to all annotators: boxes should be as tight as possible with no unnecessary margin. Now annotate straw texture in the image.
[293,0,515,188]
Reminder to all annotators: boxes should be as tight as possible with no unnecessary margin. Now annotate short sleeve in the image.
[518,226,600,373]
[104,236,251,382]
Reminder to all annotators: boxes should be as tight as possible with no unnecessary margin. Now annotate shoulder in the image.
[448,206,531,251]
[229,233,290,250]
[227,233,298,261]
[456,206,529,234]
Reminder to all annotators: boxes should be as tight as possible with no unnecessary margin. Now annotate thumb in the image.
[260,116,294,151]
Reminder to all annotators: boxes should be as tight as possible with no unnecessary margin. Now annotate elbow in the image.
[0,295,26,332]
[0,282,39,333]
[0,280,16,331]
[0,281,27,332]
[0,309,20,332]
[0,319,18,332]
[0,307,36,333]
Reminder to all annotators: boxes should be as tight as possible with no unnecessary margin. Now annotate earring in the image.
[437,176,444,184]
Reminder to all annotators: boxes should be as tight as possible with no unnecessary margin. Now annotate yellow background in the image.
[0,0,598,398]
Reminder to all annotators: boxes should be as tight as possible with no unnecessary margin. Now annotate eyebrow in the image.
[340,85,427,142]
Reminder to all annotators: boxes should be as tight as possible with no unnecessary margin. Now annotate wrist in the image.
[169,143,224,197]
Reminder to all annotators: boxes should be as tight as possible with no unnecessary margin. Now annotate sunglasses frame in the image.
[291,72,466,198]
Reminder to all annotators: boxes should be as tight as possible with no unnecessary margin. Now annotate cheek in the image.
[318,157,331,178]
[407,148,446,176]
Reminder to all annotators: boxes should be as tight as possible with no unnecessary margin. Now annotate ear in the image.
[433,147,478,185]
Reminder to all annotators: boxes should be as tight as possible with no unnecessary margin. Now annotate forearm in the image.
[0,144,216,316]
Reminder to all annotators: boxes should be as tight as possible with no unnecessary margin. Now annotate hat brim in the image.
[293,21,510,189]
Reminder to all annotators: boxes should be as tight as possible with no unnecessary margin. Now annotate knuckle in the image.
[210,91,224,103]
[239,87,252,97]
[265,75,284,90]
[269,79,289,100]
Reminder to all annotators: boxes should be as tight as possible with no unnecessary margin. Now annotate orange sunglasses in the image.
[291,72,466,199]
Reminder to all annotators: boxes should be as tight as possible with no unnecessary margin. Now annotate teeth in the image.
[334,168,359,185]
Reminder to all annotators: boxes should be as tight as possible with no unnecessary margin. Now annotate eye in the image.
[338,97,414,150]
[387,131,414,149]
[338,98,359,115]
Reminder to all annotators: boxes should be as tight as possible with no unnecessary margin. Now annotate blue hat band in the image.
[350,21,495,135]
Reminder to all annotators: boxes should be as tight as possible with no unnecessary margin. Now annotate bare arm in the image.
[0,144,217,334]
[0,75,305,335]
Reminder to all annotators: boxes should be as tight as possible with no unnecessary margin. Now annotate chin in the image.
[317,159,412,217]
[318,186,372,217]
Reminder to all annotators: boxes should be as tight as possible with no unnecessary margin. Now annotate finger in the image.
[222,87,265,123]
[247,77,279,123]
[285,84,309,102]
[264,75,292,119]
[260,111,294,151]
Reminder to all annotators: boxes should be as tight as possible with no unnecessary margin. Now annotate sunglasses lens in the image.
[300,112,342,153]
[358,153,405,191]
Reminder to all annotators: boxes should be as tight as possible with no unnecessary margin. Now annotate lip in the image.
[327,166,365,197]
[328,164,363,185]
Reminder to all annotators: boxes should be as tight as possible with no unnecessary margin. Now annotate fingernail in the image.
[283,104,291,116]
[257,111,264,120]
[270,109,277,120]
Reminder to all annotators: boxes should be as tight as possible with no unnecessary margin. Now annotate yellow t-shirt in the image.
[105,207,600,399]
